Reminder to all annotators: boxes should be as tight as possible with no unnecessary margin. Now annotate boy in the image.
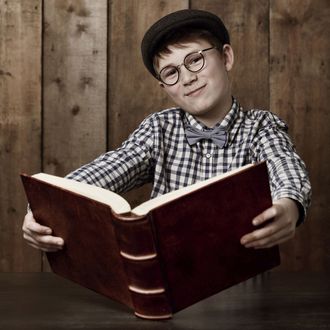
[22,9,311,252]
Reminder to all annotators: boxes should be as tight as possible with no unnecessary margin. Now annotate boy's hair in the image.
[153,28,224,73]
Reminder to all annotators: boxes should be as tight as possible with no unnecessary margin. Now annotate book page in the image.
[132,164,255,216]
[32,173,131,215]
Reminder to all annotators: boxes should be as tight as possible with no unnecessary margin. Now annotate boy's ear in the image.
[159,81,165,88]
[223,44,234,72]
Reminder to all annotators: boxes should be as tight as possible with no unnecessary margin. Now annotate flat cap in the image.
[141,9,230,78]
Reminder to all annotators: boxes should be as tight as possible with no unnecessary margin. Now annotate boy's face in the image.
[155,39,234,126]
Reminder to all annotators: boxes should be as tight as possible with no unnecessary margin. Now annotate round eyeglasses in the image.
[157,46,217,86]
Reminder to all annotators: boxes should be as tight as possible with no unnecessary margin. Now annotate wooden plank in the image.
[0,0,42,271]
[191,0,270,110]
[108,0,189,207]
[43,0,108,177]
[43,0,108,271]
[270,0,330,271]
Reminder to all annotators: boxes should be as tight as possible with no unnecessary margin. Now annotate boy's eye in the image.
[162,67,177,78]
[186,53,203,68]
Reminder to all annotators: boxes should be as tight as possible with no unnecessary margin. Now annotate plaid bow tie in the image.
[185,124,228,149]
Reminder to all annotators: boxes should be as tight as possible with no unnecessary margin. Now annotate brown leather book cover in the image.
[148,162,280,313]
[21,162,280,319]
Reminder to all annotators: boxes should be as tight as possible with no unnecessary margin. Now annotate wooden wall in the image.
[0,0,329,272]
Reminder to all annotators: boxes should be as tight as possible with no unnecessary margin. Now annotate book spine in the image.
[112,213,172,320]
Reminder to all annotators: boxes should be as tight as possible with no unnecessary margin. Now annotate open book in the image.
[30,163,255,216]
[21,161,280,320]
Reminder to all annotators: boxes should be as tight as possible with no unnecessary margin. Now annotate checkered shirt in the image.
[66,98,311,219]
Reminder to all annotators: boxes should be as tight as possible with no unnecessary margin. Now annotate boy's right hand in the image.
[22,211,64,252]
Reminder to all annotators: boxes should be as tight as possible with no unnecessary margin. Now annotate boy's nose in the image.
[180,67,198,85]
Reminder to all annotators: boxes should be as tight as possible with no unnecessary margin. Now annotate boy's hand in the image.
[240,198,300,249]
[22,211,64,252]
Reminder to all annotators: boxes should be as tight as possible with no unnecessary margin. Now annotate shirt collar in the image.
[183,97,240,132]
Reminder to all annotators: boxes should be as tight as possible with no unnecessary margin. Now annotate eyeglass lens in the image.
[160,51,205,85]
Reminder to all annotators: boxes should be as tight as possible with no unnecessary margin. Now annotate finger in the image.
[254,232,294,249]
[241,219,286,245]
[36,234,64,247]
[27,241,61,253]
[24,239,64,253]
[25,219,52,236]
[252,206,278,226]
[23,232,64,249]
[245,226,295,249]
[23,213,52,235]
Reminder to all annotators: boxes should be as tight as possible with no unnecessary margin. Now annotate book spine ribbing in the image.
[112,213,172,320]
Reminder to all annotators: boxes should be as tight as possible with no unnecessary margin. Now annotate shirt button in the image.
[205,153,211,158]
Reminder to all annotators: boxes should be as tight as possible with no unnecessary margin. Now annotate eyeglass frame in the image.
[156,46,218,86]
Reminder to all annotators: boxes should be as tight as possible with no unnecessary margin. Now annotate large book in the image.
[21,161,280,320]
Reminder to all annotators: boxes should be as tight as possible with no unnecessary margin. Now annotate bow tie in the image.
[185,124,228,149]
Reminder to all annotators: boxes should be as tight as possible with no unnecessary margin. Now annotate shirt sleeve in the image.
[65,115,155,194]
[250,111,312,224]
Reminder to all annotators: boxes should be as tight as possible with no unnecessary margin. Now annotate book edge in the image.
[132,162,260,216]
[23,173,132,215]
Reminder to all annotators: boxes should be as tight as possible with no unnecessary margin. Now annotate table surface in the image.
[0,271,329,330]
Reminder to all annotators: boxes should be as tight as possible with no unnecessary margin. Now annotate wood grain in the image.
[191,0,269,110]
[0,0,42,271]
[270,0,330,271]
[43,0,108,177]
[1,272,329,328]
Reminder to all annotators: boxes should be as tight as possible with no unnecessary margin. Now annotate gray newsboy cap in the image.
[141,9,230,78]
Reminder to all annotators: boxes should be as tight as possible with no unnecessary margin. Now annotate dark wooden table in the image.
[0,272,329,330]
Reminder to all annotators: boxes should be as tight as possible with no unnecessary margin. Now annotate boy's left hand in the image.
[240,198,300,249]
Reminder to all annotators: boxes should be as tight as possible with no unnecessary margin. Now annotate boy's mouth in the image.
[185,84,206,97]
